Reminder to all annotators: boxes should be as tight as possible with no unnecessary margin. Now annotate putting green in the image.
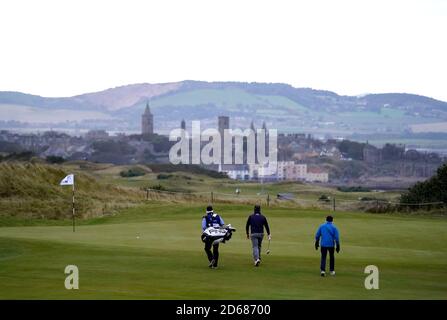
[0,203,446,299]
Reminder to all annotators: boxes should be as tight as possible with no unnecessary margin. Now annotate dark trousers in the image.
[320,247,335,272]
[204,240,219,267]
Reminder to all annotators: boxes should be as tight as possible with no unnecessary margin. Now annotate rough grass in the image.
[0,162,144,219]
[0,160,407,222]
[0,161,429,221]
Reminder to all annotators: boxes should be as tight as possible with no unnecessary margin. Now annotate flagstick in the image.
[72,183,75,232]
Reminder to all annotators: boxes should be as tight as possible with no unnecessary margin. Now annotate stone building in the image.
[141,102,154,135]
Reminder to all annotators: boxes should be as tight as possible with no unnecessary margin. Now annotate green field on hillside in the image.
[151,88,306,111]
[1,203,446,299]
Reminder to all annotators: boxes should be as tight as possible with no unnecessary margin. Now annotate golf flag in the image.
[60,174,74,186]
[60,174,76,232]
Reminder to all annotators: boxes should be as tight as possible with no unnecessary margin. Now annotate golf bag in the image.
[201,224,236,245]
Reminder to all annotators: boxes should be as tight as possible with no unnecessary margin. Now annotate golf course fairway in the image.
[1,203,446,299]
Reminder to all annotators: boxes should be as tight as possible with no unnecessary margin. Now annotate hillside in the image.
[0,161,403,222]
[74,82,182,111]
[1,81,447,135]
[0,162,142,220]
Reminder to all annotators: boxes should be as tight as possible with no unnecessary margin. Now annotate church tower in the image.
[141,102,154,135]
[218,116,230,162]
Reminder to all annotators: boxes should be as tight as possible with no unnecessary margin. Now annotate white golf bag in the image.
[201,224,236,245]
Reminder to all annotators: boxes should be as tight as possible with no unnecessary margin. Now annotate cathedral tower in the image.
[141,102,154,135]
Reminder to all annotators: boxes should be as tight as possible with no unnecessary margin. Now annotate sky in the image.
[0,0,446,101]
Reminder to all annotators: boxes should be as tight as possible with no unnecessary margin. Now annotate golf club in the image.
[266,238,271,254]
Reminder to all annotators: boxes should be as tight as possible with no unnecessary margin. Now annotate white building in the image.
[277,161,307,181]
[219,161,329,183]
[305,167,329,183]
[218,164,250,180]
[249,162,278,181]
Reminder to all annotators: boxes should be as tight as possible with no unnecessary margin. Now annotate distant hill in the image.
[1,81,447,135]
[74,82,182,111]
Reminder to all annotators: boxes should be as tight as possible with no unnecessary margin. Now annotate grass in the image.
[51,161,402,213]
[152,88,263,108]
[0,162,144,219]
[1,202,446,299]
[0,161,401,220]
[73,162,400,200]
[1,162,444,299]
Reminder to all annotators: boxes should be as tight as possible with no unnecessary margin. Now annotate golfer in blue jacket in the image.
[315,215,340,277]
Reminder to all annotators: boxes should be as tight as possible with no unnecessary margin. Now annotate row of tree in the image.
[400,163,447,207]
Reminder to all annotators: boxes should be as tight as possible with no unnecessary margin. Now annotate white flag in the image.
[60,174,74,186]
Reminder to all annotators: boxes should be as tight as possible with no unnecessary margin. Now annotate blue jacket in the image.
[315,222,340,247]
[202,213,224,231]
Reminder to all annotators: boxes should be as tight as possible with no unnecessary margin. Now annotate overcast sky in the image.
[0,0,446,101]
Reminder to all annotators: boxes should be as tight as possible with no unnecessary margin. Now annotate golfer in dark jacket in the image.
[246,205,271,267]
[315,215,340,277]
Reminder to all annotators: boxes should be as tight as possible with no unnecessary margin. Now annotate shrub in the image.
[359,196,377,201]
[119,167,146,178]
[157,173,173,180]
[2,151,35,161]
[400,163,447,207]
[337,186,371,192]
[148,164,227,178]
[46,155,65,164]
[150,184,166,191]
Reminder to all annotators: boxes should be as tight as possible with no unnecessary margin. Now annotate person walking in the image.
[201,205,224,269]
[246,205,271,267]
[315,215,340,277]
